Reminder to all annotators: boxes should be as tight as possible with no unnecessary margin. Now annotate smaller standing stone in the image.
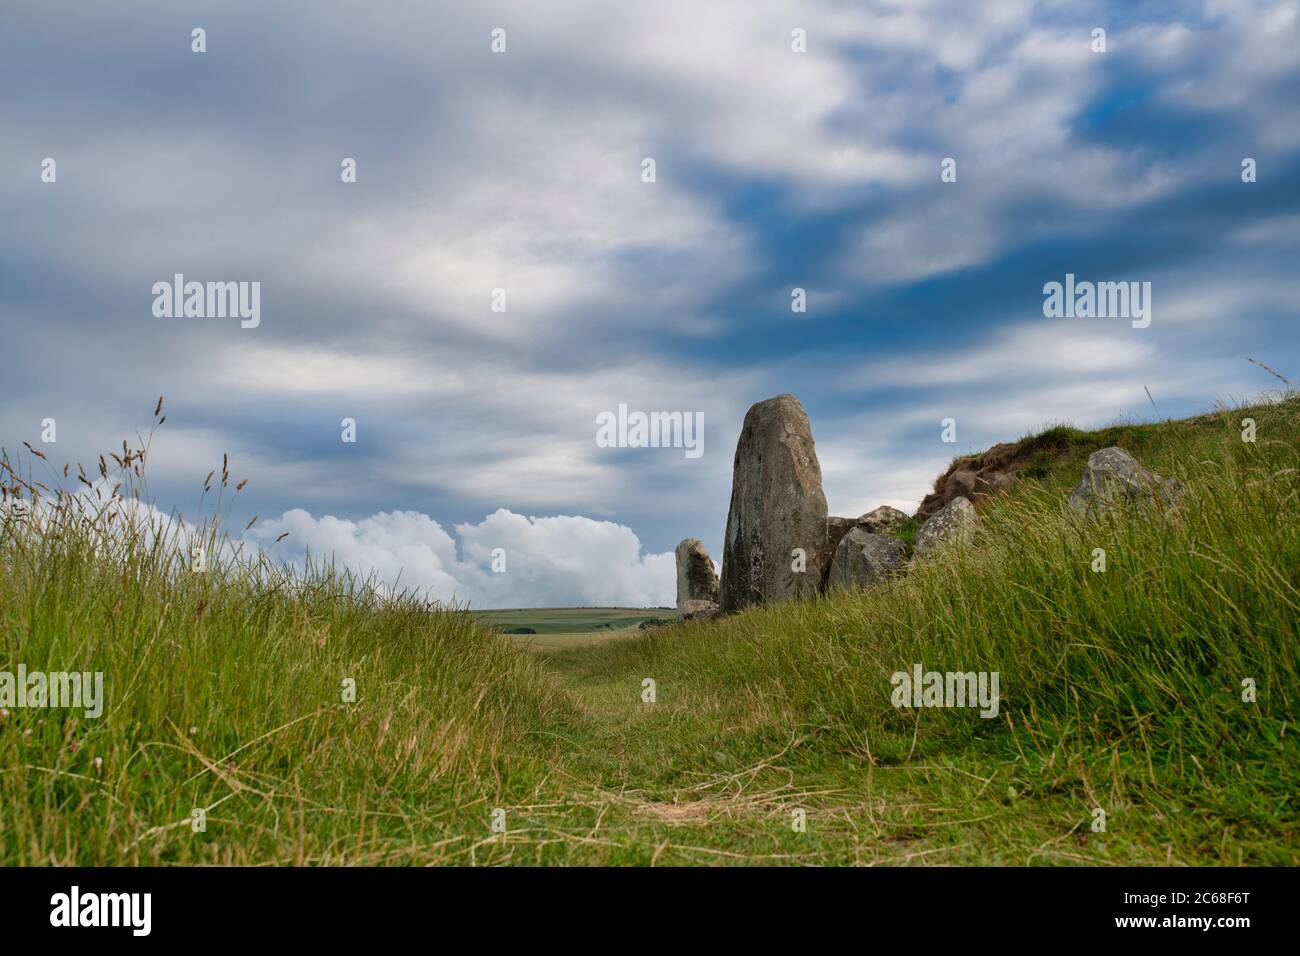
[915,496,978,557]
[675,538,720,614]
[827,529,909,591]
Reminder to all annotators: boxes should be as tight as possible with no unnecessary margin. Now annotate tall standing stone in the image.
[720,394,829,612]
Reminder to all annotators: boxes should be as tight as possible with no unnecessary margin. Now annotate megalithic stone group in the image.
[673,397,1176,622]
[674,393,999,621]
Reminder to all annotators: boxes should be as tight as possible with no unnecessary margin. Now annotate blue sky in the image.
[3,0,1298,607]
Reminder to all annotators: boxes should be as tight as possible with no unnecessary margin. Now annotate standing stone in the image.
[858,505,909,535]
[675,538,720,612]
[827,529,909,591]
[915,495,978,557]
[1069,447,1182,515]
[720,395,828,612]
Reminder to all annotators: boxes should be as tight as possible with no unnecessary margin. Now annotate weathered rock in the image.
[986,472,1015,495]
[1069,447,1182,515]
[858,505,909,535]
[818,509,909,591]
[680,599,722,622]
[816,516,858,591]
[675,538,720,610]
[826,529,909,591]
[915,431,1079,519]
[720,394,829,612]
[915,495,978,556]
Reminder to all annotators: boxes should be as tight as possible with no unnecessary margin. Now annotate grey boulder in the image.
[915,496,978,557]
[1069,447,1182,515]
[858,505,909,535]
[827,529,909,591]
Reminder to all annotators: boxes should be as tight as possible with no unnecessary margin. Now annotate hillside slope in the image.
[1,394,1296,864]
[540,393,1300,863]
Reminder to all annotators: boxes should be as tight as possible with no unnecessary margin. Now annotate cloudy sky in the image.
[3,0,1298,607]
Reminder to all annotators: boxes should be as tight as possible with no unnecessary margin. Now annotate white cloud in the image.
[818,440,948,518]
[244,507,675,609]
[852,322,1156,390]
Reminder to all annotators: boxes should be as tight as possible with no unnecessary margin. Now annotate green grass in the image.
[1,393,1297,865]
[893,514,924,550]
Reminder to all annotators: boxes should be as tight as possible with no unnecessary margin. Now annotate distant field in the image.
[471,607,676,650]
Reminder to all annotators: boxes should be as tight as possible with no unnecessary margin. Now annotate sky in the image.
[2,0,1298,608]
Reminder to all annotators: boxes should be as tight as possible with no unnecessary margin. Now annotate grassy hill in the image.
[1,393,1296,864]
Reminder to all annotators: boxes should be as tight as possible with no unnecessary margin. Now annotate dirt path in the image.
[503,625,655,653]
